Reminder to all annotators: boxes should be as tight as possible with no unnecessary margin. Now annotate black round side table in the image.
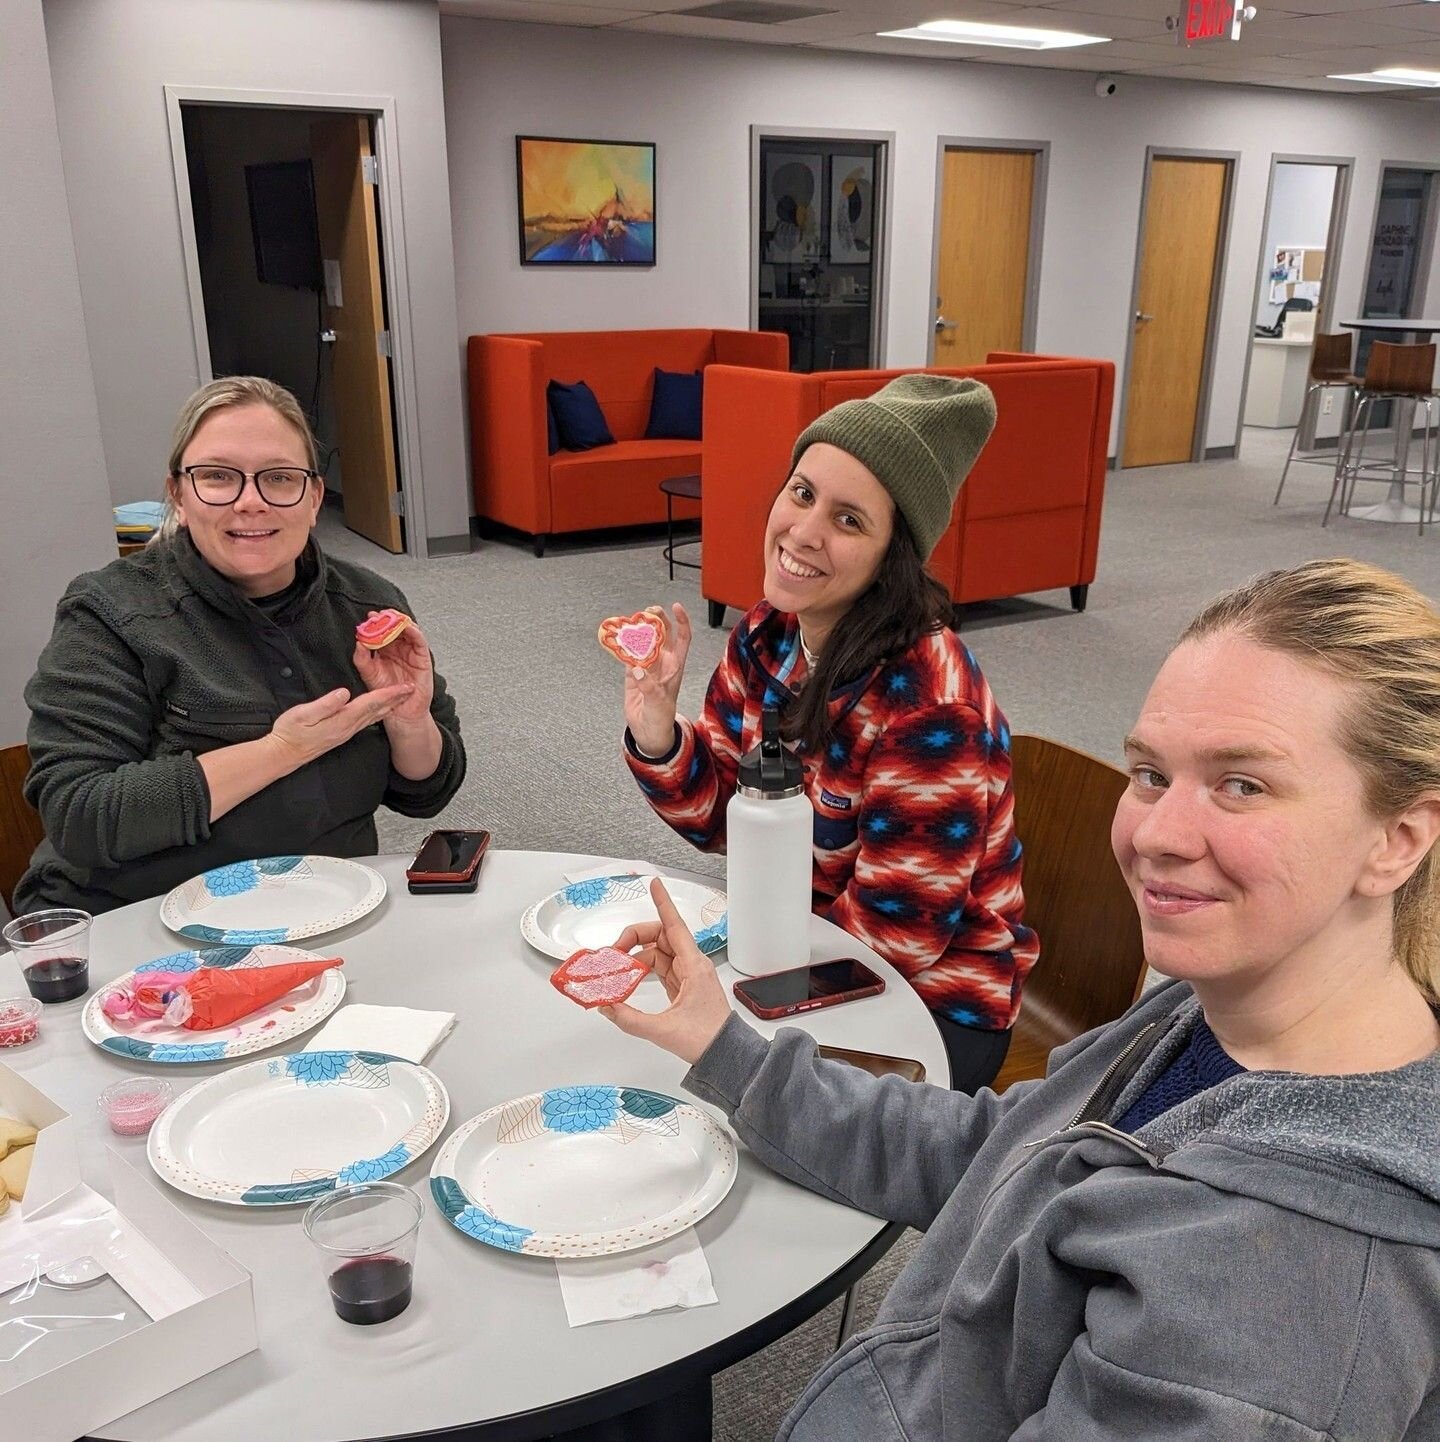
[659,474,702,580]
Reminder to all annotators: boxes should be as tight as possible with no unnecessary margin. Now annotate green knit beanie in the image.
[790,374,997,560]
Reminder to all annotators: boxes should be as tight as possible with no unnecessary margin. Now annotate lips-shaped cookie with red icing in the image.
[598,609,666,669]
[356,608,413,650]
[550,946,649,1009]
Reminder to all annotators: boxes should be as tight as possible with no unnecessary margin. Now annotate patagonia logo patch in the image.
[819,788,851,811]
[164,700,190,719]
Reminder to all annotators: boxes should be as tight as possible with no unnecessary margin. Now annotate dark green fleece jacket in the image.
[15,533,465,915]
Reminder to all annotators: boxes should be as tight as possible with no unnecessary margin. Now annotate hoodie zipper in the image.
[972,1018,1181,1226]
[1070,1016,1179,1127]
[1021,1014,1180,1151]
[1068,1119,1169,1166]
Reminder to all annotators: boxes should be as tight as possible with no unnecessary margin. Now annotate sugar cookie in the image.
[1,1143,34,1200]
[0,1117,37,1159]
[356,608,413,651]
[598,609,666,670]
[550,947,649,1009]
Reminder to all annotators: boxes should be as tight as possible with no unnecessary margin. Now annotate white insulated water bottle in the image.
[725,707,813,977]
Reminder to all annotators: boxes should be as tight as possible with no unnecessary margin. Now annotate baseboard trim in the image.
[426,534,474,557]
[1295,425,1428,455]
[1204,445,1236,461]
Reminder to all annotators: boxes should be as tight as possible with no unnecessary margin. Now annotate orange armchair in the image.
[699,354,1115,625]
[467,328,788,555]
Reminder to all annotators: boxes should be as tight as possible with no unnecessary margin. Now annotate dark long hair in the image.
[781,520,953,754]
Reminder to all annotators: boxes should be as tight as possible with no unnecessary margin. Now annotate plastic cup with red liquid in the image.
[2,909,92,1004]
[303,1183,422,1326]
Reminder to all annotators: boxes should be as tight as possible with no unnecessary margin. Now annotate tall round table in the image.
[9,851,948,1442]
[1337,318,1440,524]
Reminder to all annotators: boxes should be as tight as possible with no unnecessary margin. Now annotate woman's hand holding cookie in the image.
[623,603,692,758]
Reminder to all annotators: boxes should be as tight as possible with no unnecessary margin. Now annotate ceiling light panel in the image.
[1327,65,1440,85]
[877,18,1112,48]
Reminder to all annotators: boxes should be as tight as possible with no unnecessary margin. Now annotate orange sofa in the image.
[467,328,789,555]
[700,352,1115,625]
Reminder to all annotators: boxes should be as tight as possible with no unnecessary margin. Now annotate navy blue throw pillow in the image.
[547,399,559,456]
[547,379,614,451]
[645,368,704,441]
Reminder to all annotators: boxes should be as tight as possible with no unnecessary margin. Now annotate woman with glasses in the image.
[14,376,465,915]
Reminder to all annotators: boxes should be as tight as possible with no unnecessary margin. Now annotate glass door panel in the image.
[757,138,882,372]
[1358,167,1437,424]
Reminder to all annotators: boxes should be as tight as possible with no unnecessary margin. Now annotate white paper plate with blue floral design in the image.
[159,855,386,945]
[81,945,347,1064]
[519,876,728,961]
[148,1050,448,1207]
[428,1085,737,1258]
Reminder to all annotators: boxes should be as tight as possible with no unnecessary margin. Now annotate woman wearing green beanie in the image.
[621,373,1037,1093]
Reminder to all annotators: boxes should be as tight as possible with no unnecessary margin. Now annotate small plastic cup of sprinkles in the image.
[98,1077,173,1137]
[0,997,42,1048]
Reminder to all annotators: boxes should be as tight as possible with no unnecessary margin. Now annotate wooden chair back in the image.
[991,734,1148,1093]
[1310,332,1354,383]
[0,745,44,916]
[1363,341,1437,397]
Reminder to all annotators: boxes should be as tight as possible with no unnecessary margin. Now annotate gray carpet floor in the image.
[318,424,1440,1439]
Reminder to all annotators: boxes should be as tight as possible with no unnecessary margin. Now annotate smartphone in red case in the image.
[732,957,886,1021]
[405,829,491,893]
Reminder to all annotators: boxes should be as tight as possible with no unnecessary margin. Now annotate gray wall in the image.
[441,17,1440,455]
[43,0,469,542]
[1,0,115,743]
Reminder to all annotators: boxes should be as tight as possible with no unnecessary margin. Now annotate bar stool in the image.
[1273,333,1359,505]
[1323,341,1440,534]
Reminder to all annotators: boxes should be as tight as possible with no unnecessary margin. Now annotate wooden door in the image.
[935,149,1035,367]
[1123,157,1228,468]
[310,115,403,552]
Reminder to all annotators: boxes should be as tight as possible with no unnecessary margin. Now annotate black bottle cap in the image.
[737,706,804,797]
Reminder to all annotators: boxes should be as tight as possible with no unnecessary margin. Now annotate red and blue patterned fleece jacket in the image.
[624,602,1038,1030]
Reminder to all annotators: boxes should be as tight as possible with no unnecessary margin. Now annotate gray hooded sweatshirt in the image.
[685,979,1440,1440]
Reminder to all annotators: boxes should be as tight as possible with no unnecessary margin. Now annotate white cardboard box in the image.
[0,1064,257,1442]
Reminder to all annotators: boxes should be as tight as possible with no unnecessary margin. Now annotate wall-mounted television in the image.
[245,159,322,291]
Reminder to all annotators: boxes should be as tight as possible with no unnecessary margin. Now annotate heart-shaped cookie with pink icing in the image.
[550,946,650,1009]
[598,608,667,670]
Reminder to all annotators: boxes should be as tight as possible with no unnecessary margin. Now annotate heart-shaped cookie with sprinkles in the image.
[598,609,667,669]
[550,946,649,1009]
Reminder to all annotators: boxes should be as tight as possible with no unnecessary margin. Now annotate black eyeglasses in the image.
[176,465,318,508]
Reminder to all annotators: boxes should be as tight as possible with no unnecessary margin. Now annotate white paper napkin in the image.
[563,860,660,885]
[304,1003,455,1064]
[556,1228,717,1327]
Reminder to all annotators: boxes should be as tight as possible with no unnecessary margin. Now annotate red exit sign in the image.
[1182,0,1240,44]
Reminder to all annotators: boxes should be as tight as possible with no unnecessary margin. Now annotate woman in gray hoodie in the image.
[603,557,1440,1441]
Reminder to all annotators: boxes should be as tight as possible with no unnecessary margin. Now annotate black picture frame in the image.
[515,135,657,268]
[826,150,876,266]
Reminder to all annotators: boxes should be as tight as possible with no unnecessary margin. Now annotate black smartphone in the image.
[405,829,491,893]
[733,957,886,1021]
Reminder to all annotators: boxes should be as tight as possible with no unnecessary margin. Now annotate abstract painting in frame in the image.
[761,150,824,264]
[828,153,875,264]
[516,136,656,267]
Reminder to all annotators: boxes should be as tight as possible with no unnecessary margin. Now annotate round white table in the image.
[9,851,948,1442]
[1338,318,1440,525]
